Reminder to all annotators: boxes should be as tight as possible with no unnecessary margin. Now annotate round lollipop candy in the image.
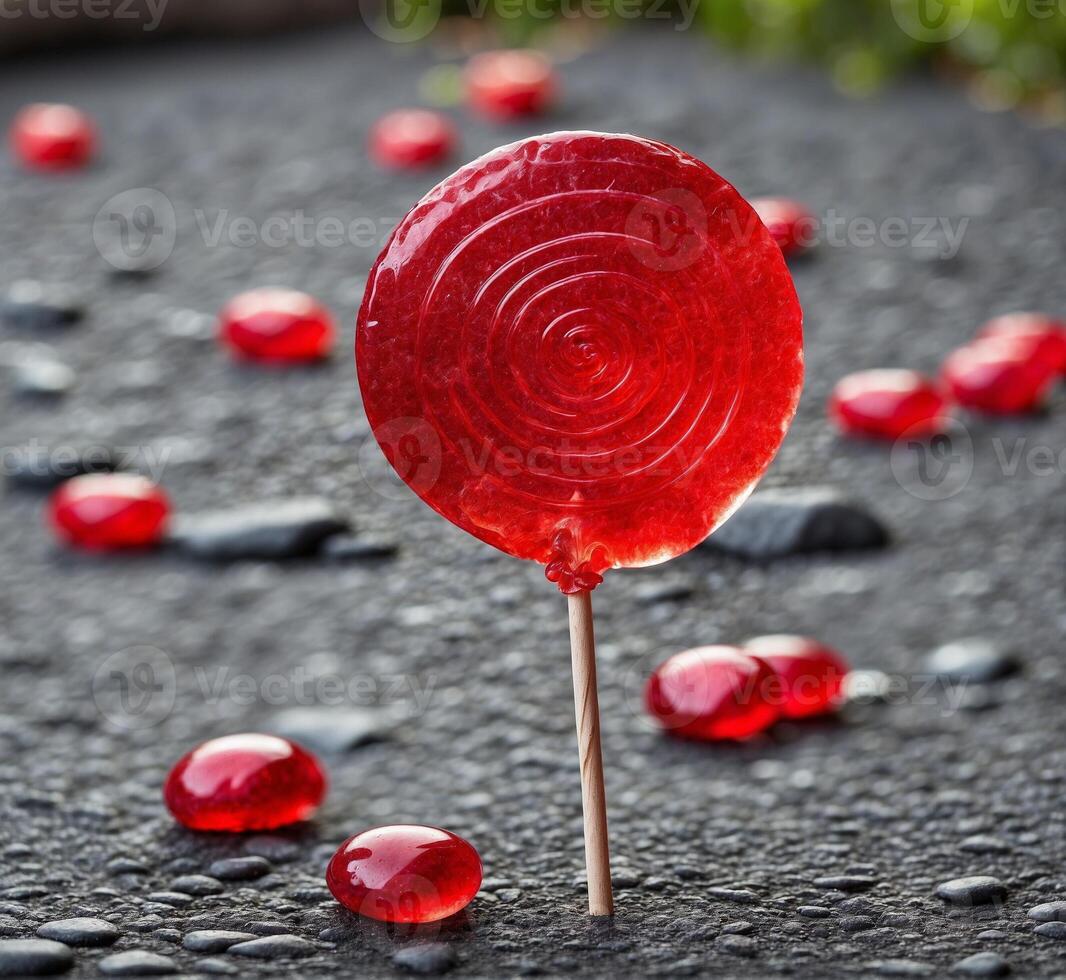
[356,131,803,915]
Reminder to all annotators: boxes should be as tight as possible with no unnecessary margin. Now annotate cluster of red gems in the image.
[645,636,850,740]
[164,735,483,924]
[830,312,1065,440]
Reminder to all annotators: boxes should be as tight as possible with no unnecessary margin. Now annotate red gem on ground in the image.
[644,646,779,740]
[977,312,1066,376]
[465,50,556,119]
[829,369,948,440]
[48,474,169,550]
[10,103,95,171]
[218,289,334,362]
[370,109,455,169]
[743,635,849,719]
[751,198,816,257]
[942,338,1057,414]
[326,825,482,923]
[164,734,326,832]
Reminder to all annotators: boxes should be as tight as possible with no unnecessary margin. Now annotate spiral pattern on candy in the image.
[357,132,803,587]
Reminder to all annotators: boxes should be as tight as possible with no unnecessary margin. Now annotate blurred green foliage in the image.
[700,0,1066,105]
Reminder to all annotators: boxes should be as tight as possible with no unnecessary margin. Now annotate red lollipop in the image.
[356,131,803,915]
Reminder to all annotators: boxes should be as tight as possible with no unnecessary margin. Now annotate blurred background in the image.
[1,2,1065,977]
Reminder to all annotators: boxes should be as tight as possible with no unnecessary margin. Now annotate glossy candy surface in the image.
[942,338,1057,414]
[977,312,1066,375]
[744,634,849,719]
[10,103,95,170]
[751,198,816,257]
[326,825,482,923]
[219,289,334,362]
[370,109,455,169]
[357,132,803,590]
[164,734,326,832]
[465,50,556,119]
[644,646,779,740]
[829,369,948,440]
[49,474,169,550]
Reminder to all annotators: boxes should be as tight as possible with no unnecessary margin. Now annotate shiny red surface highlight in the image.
[743,634,849,719]
[164,734,326,832]
[464,50,556,119]
[327,825,482,923]
[10,103,95,171]
[829,369,949,440]
[751,198,817,257]
[48,474,169,550]
[645,646,779,740]
[219,289,335,362]
[942,338,1057,414]
[370,109,455,169]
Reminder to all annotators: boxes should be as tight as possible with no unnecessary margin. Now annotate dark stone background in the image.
[1,23,1065,978]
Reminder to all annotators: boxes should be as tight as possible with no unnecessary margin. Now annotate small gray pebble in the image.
[0,939,73,976]
[196,960,238,976]
[208,857,272,881]
[36,917,119,947]
[183,931,258,953]
[98,951,176,976]
[721,921,753,935]
[1034,921,1066,940]
[717,935,757,957]
[171,875,224,896]
[707,887,758,904]
[815,875,877,892]
[227,935,316,958]
[1028,901,1066,922]
[935,877,1006,906]
[952,952,1011,977]
[798,906,832,918]
[841,915,876,932]
[959,836,1012,854]
[392,943,458,974]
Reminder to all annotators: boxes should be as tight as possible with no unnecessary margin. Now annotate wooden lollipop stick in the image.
[567,589,614,917]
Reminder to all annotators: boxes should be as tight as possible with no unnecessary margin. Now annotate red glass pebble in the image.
[743,635,849,719]
[164,734,326,832]
[357,132,803,590]
[465,50,556,119]
[10,103,95,171]
[326,825,482,923]
[645,646,779,740]
[48,474,169,550]
[218,289,334,362]
[370,109,455,169]
[829,369,948,440]
[977,312,1066,376]
[751,198,816,257]
[942,338,1057,415]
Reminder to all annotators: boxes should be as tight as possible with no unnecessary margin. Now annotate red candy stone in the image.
[644,646,779,740]
[370,109,455,169]
[10,103,95,171]
[326,825,482,923]
[465,50,556,119]
[164,734,326,832]
[977,313,1066,376]
[743,635,849,719]
[218,289,334,362]
[357,132,803,588]
[751,198,817,257]
[942,338,1057,415]
[48,474,169,550]
[829,369,948,440]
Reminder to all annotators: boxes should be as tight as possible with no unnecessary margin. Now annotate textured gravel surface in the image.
[1,24,1065,979]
